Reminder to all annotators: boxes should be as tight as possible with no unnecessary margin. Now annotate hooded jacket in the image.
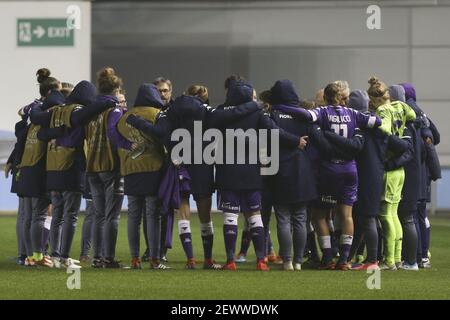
[18,90,65,197]
[114,83,166,196]
[43,81,96,192]
[267,80,317,204]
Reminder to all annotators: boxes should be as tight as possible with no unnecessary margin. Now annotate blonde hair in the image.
[185,85,209,103]
[367,76,390,108]
[333,80,350,106]
[315,89,326,106]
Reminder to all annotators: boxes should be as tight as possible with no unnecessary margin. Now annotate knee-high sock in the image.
[248,215,265,261]
[338,234,353,264]
[238,228,251,256]
[200,221,214,260]
[223,213,238,262]
[319,236,332,264]
[178,220,194,260]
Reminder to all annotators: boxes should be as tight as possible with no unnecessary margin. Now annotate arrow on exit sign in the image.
[33,25,46,39]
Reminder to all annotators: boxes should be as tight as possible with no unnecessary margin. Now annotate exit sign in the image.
[17,18,74,46]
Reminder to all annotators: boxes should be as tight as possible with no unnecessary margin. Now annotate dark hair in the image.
[153,77,172,90]
[258,90,272,104]
[185,85,209,104]
[36,68,60,97]
[323,83,342,106]
[60,82,74,98]
[36,68,51,83]
[257,90,272,113]
[224,74,245,90]
[97,67,123,95]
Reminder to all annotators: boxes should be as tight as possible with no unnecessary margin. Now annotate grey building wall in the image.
[92,1,450,165]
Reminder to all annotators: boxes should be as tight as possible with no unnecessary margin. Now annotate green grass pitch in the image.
[0,213,449,299]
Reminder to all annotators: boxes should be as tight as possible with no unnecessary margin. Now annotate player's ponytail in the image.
[367,76,390,108]
[36,68,60,98]
[97,67,123,95]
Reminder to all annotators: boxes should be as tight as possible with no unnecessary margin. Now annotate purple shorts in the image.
[316,164,358,207]
[218,190,262,214]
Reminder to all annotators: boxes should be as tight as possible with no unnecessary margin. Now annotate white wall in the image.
[0,1,91,131]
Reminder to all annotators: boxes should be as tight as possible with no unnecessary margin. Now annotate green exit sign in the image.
[17,18,74,47]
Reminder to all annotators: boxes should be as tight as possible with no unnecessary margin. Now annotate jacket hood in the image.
[348,90,369,112]
[400,83,416,102]
[134,83,164,108]
[42,90,65,110]
[66,80,97,106]
[225,80,254,106]
[389,85,406,103]
[171,95,203,117]
[270,79,300,106]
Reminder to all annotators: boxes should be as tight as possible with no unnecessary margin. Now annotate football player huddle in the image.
[5,67,440,272]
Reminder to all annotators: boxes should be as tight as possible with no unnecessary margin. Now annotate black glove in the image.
[126,114,145,130]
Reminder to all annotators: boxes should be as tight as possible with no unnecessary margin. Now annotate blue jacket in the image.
[269,107,317,204]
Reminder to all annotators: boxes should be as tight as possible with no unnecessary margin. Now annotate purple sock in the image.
[319,236,332,264]
[251,227,265,260]
[322,248,333,264]
[248,215,265,261]
[178,220,194,260]
[238,229,251,255]
[338,234,353,264]
[223,213,238,262]
[332,230,341,258]
[180,233,194,259]
[223,225,238,262]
